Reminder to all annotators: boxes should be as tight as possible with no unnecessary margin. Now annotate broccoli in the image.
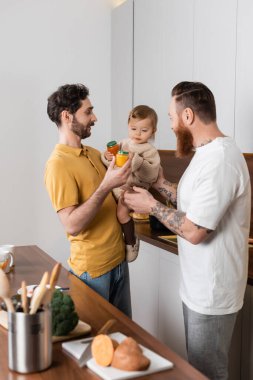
[51,289,79,336]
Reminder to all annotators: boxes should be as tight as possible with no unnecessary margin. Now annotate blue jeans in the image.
[183,303,238,380]
[70,261,132,318]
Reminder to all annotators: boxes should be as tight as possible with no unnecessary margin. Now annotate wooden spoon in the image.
[21,280,28,313]
[0,268,15,313]
[42,262,62,307]
[29,271,49,314]
[49,262,62,289]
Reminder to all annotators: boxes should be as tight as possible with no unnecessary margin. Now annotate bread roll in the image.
[111,337,150,371]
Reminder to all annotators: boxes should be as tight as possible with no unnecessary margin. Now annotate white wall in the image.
[0,0,112,265]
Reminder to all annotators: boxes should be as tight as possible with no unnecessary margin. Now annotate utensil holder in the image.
[8,308,52,373]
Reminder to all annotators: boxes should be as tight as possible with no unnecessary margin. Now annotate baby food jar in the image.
[107,140,120,156]
[116,150,129,167]
[0,249,14,273]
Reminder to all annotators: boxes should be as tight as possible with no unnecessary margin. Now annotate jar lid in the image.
[117,150,129,155]
[0,250,9,260]
[107,140,118,147]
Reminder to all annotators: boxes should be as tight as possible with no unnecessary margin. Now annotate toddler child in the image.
[101,105,160,262]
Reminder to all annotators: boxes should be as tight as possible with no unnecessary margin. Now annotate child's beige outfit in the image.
[101,139,160,263]
[101,138,160,194]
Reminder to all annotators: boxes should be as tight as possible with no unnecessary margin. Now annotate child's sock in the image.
[121,219,136,246]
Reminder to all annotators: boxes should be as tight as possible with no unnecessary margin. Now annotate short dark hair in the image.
[172,81,216,124]
[128,105,158,132]
[47,84,89,126]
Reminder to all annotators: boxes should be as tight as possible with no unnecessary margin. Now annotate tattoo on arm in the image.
[151,201,186,238]
[151,203,214,242]
[157,180,177,207]
[194,223,213,234]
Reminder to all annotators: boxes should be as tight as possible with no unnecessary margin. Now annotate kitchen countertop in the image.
[135,222,253,286]
[0,245,208,380]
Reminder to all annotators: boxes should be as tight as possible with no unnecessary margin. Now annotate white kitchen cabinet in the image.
[130,242,187,358]
[133,0,238,148]
[133,0,194,150]
[235,0,253,153]
[112,0,253,154]
[129,241,160,336]
[158,249,187,359]
[111,0,133,141]
[193,0,237,138]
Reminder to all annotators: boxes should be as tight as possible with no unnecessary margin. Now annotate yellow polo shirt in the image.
[44,144,125,278]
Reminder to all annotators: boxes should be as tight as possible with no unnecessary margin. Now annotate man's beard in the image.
[71,116,92,139]
[175,120,194,158]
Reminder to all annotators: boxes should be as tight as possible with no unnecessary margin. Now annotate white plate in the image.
[17,284,61,298]
[63,332,173,380]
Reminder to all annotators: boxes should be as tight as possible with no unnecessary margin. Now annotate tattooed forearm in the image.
[150,201,213,244]
[194,223,213,234]
[157,180,177,206]
[151,201,186,237]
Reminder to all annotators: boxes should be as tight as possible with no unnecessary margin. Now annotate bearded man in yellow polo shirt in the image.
[45,83,133,317]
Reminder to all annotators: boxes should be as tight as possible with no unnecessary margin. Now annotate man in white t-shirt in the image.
[124,81,251,380]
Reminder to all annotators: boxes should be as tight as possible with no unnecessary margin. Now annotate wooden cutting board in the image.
[0,310,91,343]
[52,320,91,342]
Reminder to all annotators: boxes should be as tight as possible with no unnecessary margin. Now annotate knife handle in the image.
[78,319,117,368]
[97,319,116,335]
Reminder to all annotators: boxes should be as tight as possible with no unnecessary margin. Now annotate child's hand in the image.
[104,151,114,161]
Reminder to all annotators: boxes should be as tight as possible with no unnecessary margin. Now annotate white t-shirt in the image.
[178,137,251,315]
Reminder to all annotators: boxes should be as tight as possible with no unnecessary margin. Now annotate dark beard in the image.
[71,116,92,139]
[175,121,194,158]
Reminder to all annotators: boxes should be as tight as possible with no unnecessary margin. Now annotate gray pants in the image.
[183,303,238,380]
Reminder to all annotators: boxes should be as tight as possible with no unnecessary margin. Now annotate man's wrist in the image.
[97,181,111,196]
[149,198,159,213]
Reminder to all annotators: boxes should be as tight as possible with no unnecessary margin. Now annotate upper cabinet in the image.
[193,0,237,138]
[111,0,133,142]
[112,0,253,153]
[134,0,194,149]
[235,0,253,153]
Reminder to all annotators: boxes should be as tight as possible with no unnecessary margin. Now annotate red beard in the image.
[175,120,194,158]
